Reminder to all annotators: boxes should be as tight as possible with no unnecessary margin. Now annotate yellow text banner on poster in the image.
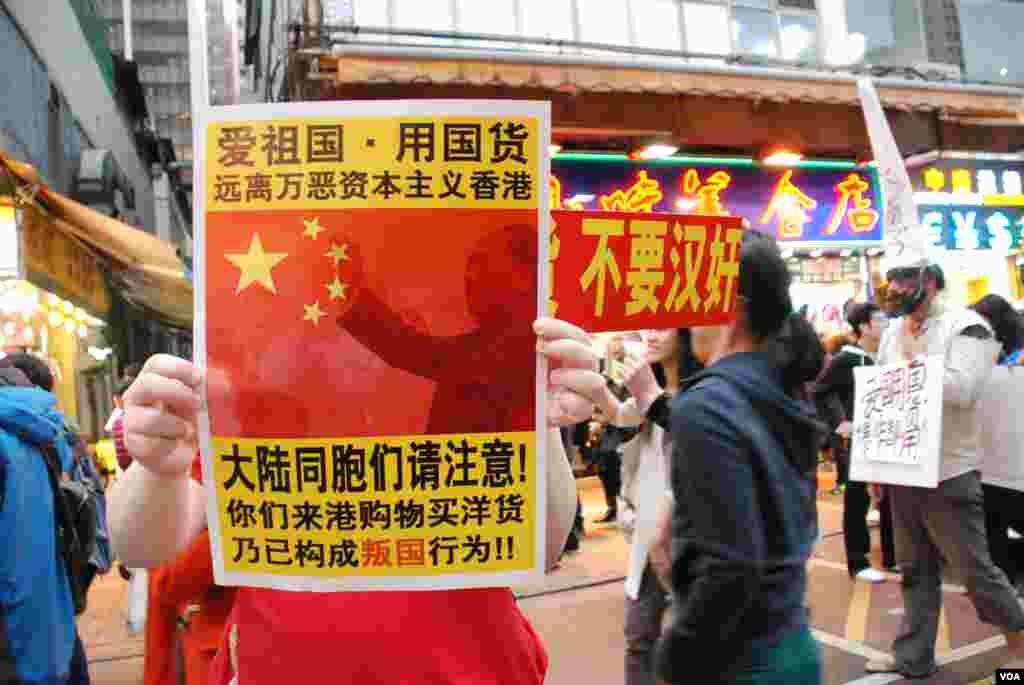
[205,117,540,212]
[211,433,536,577]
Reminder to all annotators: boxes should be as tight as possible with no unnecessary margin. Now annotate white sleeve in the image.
[612,396,654,428]
[943,332,999,409]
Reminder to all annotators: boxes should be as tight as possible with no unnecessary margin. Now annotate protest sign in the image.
[194,100,550,591]
[848,356,944,488]
[550,211,744,333]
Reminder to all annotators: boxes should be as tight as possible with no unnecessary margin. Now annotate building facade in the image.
[0,0,196,435]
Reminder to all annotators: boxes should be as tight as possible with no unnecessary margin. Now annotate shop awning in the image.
[0,152,193,329]
[316,52,1024,119]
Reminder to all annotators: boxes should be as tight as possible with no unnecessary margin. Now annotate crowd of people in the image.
[6,224,1024,684]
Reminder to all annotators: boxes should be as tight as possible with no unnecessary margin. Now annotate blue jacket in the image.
[0,387,77,685]
[656,352,825,683]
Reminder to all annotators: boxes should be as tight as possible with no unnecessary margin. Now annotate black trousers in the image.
[827,433,849,487]
[844,479,896,576]
[598,452,622,510]
[983,483,1024,585]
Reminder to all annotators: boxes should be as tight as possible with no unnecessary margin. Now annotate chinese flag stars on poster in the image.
[222,219,359,329]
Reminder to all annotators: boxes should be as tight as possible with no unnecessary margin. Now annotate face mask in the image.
[892,289,924,316]
[890,269,929,317]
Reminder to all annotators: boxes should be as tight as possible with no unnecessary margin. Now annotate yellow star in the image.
[224,234,288,294]
[325,242,351,267]
[303,301,325,326]
[302,217,326,240]
[326,277,349,301]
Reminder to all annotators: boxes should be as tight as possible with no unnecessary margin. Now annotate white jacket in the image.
[978,364,1024,492]
[877,302,999,482]
[614,398,671,600]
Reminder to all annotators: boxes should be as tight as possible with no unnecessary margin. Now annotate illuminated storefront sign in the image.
[919,205,1024,251]
[909,154,1024,251]
[551,156,884,242]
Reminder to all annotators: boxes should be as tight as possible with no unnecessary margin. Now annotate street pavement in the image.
[80,472,1011,684]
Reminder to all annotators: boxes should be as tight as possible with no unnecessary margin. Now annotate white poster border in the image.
[188,70,552,589]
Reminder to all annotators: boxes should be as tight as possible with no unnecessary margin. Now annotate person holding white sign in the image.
[867,260,1024,677]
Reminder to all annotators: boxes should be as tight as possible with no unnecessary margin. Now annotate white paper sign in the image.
[849,355,944,488]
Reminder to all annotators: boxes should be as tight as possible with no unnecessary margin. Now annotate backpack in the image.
[66,430,113,575]
[34,440,97,616]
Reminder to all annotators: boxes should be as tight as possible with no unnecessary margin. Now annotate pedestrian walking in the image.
[867,260,1024,677]
[541,230,828,684]
[596,328,703,685]
[972,294,1024,588]
[0,357,91,685]
[813,302,896,582]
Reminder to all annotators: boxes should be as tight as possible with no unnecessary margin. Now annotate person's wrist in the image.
[137,459,193,482]
[637,386,663,412]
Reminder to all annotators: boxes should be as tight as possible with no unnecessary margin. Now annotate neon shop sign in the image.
[919,205,1024,251]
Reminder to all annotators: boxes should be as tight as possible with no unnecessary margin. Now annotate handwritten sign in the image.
[550,211,743,333]
[196,100,550,591]
[848,356,944,488]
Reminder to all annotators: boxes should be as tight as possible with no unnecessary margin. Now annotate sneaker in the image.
[865,657,938,678]
[867,509,881,526]
[1011,528,1022,540]
[855,568,887,583]
[865,657,898,674]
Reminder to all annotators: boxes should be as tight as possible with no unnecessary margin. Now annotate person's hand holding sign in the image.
[621,341,661,412]
[122,354,203,478]
[534,317,617,426]
[111,354,208,569]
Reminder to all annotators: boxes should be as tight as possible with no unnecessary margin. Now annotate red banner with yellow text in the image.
[550,210,744,332]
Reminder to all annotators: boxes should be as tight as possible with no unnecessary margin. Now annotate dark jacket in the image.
[655,352,826,683]
[580,424,637,468]
[812,345,875,425]
[0,387,78,685]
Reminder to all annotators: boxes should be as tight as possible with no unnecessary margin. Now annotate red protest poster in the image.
[196,101,550,591]
[550,210,744,333]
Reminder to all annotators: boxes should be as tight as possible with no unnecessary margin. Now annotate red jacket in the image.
[143,461,236,685]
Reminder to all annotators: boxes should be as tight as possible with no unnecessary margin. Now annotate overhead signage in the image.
[909,154,1024,251]
[551,156,884,243]
[919,204,1024,252]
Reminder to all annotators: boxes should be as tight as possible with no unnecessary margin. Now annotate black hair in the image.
[847,302,882,339]
[765,312,826,396]
[972,293,1024,358]
[738,231,823,393]
[739,231,794,339]
[0,352,54,392]
[885,264,946,291]
[651,328,704,389]
[0,367,31,388]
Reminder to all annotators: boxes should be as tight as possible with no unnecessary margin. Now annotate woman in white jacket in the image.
[603,328,703,685]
